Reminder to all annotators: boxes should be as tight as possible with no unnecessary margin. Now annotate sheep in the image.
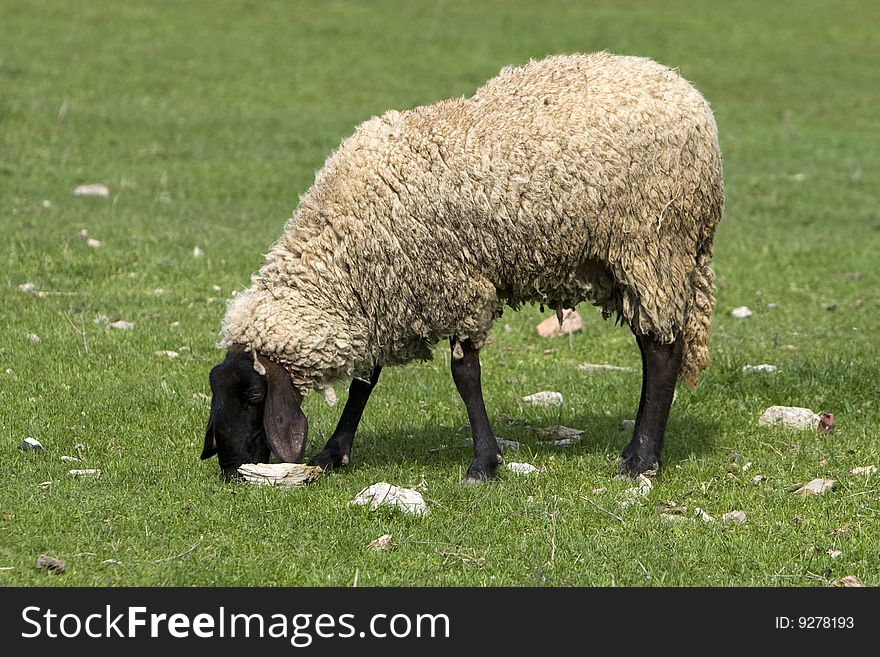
[201,51,724,482]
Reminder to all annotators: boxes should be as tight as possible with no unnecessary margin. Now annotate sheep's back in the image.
[388,52,723,332]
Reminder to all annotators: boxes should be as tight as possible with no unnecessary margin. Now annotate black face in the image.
[202,350,270,479]
[201,347,309,480]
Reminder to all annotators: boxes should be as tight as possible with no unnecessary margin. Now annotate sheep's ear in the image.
[200,397,218,460]
[261,357,308,463]
[201,422,217,459]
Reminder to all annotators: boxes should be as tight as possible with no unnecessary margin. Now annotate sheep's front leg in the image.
[450,337,502,483]
[620,333,683,477]
[308,366,381,470]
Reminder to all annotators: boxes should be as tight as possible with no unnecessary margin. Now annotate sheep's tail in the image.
[679,250,716,387]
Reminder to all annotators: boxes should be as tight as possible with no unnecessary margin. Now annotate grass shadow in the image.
[316,410,719,473]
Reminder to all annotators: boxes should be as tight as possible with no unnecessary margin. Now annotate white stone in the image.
[74,183,109,197]
[368,534,394,551]
[69,469,101,477]
[793,478,836,496]
[521,391,564,406]
[534,425,583,441]
[351,482,429,515]
[506,462,541,475]
[620,475,653,508]
[758,406,820,431]
[578,362,636,373]
[237,463,323,487]
[742,364,777,373]
[731,306,753,318]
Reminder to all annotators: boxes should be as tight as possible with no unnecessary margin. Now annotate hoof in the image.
[307,447,350,471]
[463,453,502,484]
[618,452,660,479]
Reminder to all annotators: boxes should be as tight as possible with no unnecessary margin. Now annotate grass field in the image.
[2,0,879,586]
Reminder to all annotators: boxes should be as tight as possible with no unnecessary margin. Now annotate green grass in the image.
[2,0,879,586]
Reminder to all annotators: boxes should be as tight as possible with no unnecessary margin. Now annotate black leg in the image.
[450,337,502,483]
[620,333,683,477]
[308,366,381,470]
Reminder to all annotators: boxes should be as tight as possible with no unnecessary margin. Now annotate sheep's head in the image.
[201,346,308,479]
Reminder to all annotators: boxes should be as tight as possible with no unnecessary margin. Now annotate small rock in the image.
[827,549,843,559]
[722,511,747,524]
[620,475,653,508]
[42,200,52,208]
[534,425,583,441]
[793,478,836,496]
[731,306,752,318]
[578,363,636,373]
[830,576,864,588]
[317,385,337,406]
[17,437,45,453]
[506,462,541,475]
[109,320,135,330]
[26,333,41,343]
[86,238,102,248]
[237,463,323,487]
[69,469,101,477]
[536,309,583,337]
[351,483,429,516]
[74,183,109,197]
[758,406,820,431]
[496,439,523,451]
[741,364,777,373]
[850,465,877,476]
[618,419,636,431]
[78,228,89,237]
[547,437,582,447]
[36,555,66,574]
[752,474,768,484]
[695,508,715,523]
[193,246,204,258]
[368,534,394,551]
[522,391,564,406]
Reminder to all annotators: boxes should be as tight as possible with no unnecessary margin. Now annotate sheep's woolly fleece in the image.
[222,52,724,394]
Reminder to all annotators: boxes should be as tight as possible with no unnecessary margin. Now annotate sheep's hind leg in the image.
[620,333,683,478]
[450,337,502,484]
[308,366,381,471]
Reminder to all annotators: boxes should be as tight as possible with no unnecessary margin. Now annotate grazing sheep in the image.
[201,51,724,482]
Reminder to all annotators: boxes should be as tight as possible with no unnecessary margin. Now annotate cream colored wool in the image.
[222,52,724,393]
